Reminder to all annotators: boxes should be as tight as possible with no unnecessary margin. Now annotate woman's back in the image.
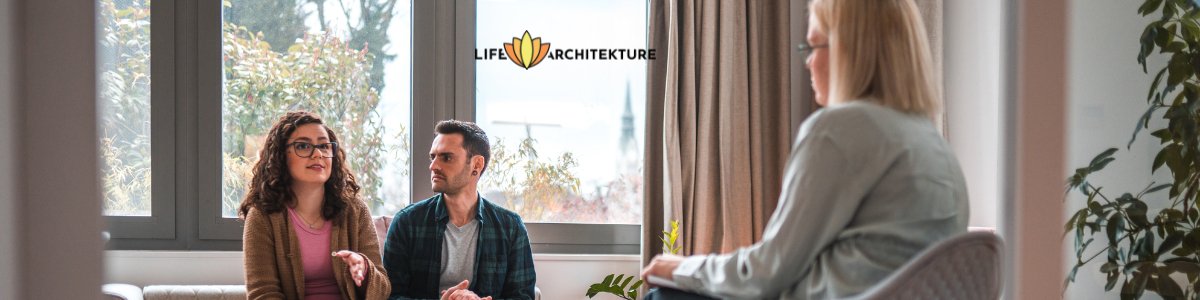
[667,101,969,300]
[786,101,969,299]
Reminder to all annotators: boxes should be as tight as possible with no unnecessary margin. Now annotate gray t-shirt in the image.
[439,220,480,292]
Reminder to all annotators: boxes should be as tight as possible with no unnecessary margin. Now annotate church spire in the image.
[619,79,638,173]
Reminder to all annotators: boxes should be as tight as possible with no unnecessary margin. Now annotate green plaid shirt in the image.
[384,194,536,300]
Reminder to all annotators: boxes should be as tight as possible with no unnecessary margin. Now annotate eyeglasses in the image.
[287,141,337,158]
[797,42,828,58]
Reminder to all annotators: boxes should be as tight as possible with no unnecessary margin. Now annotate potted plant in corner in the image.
[1065,0,1200,298]
[585,220,683,300]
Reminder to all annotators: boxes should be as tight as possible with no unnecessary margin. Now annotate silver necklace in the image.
[295,211,322,229]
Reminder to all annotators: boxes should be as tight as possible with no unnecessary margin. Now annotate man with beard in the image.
[384,120,536,300]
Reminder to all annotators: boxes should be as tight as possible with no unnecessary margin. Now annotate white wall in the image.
[1065,0,1171,298]
[107,251,641,300]
[944,0,1003,229]
[0,0,17,297]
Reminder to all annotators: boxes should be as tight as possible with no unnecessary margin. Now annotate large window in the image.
[475,0,647,224]
[100,0,644,253]
[220,0,413,217]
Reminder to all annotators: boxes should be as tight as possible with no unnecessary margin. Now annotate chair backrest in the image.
[854,228,1003,300]
[373,215,394,250]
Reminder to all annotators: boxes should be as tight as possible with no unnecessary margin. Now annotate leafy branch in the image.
[586,220,683,300]
[586,274,643,300]
[1064,1,1200,298]
[661,220,682,255]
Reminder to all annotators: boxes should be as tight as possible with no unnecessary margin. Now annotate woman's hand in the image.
[639,254,685,285]
[333,250,367,286]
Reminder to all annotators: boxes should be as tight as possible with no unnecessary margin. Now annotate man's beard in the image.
[432,168,470,194]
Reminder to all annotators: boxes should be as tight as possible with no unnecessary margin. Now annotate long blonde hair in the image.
[810,0,940,119]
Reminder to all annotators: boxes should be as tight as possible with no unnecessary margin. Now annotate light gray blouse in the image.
[671,101,970,299]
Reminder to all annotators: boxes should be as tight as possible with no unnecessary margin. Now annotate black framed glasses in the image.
[797,42,828,58]
[287,141,337,158]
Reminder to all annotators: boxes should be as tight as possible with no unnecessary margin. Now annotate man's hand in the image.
[639,254,685,285]
[333,250,367,286]
[440,280,493,300]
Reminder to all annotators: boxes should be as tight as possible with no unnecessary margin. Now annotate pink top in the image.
[287,207,341,300]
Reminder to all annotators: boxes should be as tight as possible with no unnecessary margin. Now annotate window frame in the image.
[106,0,643,254]
[103,0,176,240]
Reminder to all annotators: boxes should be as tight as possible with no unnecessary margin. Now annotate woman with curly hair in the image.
[239,111,390,300]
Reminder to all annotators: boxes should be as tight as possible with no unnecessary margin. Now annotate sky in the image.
[474,0,649,190]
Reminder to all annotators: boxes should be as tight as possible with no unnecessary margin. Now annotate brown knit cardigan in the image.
[243,201,391,300]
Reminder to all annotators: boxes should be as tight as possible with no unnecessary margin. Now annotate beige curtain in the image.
[643,0,943,262]
[644,0,795,259]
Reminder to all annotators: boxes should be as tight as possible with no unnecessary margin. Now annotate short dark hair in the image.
[435,120,491,174]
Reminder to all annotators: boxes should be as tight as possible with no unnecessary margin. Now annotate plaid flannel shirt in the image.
[384,194,536,300]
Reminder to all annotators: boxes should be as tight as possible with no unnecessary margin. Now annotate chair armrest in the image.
[103,283,144,300]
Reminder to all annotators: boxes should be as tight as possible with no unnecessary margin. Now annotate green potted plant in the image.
[585,220,682,300]
[1065,0,1200,298]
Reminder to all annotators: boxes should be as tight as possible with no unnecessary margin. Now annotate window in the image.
[99,0,152,217]
[220,0,413,218]
[99,0,177,241]
[102,0,643,253]
[474,0,647,224]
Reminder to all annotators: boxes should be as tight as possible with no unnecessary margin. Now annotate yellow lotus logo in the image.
[504,31,551,69]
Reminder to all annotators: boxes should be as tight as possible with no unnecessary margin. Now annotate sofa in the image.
[104,216,541,300]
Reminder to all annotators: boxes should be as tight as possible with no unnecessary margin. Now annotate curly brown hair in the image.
[237,111,361,221]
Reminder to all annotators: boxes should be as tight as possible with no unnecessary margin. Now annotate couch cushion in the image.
[373,215,393,248]
[142,285,246,300]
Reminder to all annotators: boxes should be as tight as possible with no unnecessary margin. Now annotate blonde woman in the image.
[640,0,968,299]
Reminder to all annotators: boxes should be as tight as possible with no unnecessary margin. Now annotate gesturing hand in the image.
[332,250,367,286]
[440,280,492,300]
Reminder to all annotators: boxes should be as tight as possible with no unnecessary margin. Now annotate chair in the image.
[854,228,1003,300]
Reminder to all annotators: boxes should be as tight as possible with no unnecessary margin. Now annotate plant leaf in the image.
[1107,214,1125,247]
[1142,232,1156,259]
[586,273,642,300]
[1159,231,1185,257]
[1102,261,1120,273]
[1158,267,1185,296]
[1169,51,1193,87]
[1130,106,1161,149]
[1168,261,1200,276]
[1149,67,1169,102]
[1128,200,1152,229]
[1106,268,1120,291]
[1091,148,1120,167]
[1145,183,1172,195]
[1141,23,1161,72]
[1142,0,1165,15]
